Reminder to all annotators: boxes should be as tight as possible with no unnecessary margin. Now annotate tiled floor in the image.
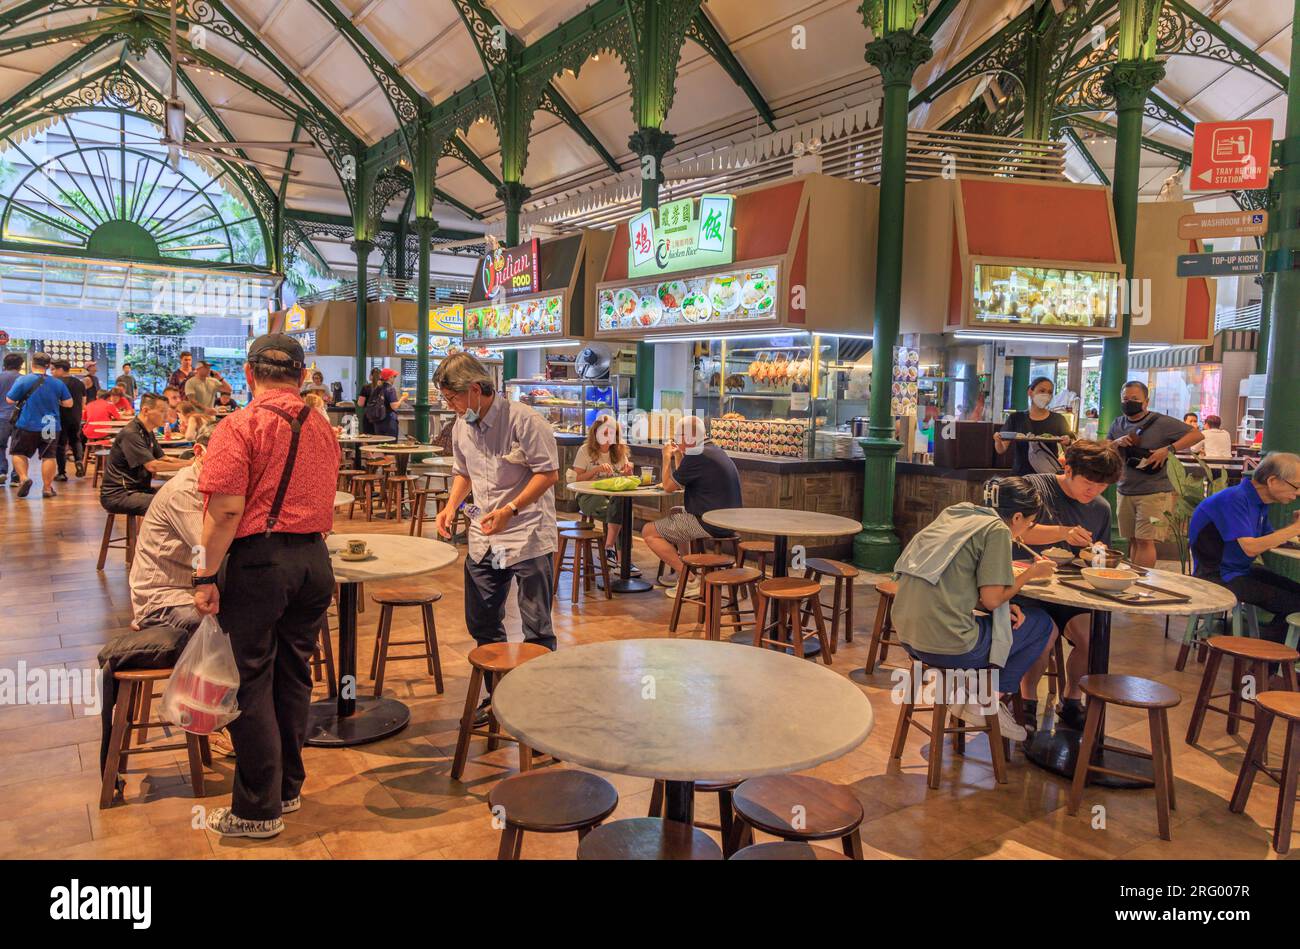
[0,467,1295,859]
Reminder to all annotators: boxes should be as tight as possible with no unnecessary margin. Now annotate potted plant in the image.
[1161,455,1228,575]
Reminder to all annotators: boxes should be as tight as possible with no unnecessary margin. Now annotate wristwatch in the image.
[507,500,519,514]
[191,573,218,587]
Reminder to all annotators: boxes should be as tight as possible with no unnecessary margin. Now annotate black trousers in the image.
[463,551,557,657]
[56,423,83,476]
[218,532,333,821]
[1224,566,1300,643]
[100,487,155,517]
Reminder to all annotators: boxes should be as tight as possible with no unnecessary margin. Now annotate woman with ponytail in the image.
[892,476,1060,741]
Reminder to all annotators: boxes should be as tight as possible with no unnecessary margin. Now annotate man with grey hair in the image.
[434,351,559,724]
[642,412,742,598]
[1189,451,1300,642]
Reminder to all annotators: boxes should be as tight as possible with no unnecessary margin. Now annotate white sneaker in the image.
[952,700,1027,742]
[205,806,284,839]
[281,796,301,814]
[665,578,701,599]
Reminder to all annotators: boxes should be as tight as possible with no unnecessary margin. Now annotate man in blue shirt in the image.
[0,352,22,485]
[4,352,73,499]
[1189,452,1300,643]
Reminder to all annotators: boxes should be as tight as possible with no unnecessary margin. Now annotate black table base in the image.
[305,580,410,747]
[662,779,694,823]
[595,494,657,594]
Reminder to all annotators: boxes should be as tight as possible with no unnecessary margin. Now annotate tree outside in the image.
[124,313,197,395]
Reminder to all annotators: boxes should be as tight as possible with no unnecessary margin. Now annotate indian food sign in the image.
[479,239,540,298]
[627,194,735,279]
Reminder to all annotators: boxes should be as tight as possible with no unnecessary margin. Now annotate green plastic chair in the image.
[1176,603,1263,672]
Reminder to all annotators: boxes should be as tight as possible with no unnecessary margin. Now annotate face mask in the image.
[1031,393,1052,410]
[1122,400,1145,417]
[464,389,482,425]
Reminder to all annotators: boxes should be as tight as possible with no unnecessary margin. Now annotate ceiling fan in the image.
[158,0,315,173]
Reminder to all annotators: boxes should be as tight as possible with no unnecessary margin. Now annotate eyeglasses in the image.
[1281,478,1300,491]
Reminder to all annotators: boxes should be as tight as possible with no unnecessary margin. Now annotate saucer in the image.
[338,550,375,562]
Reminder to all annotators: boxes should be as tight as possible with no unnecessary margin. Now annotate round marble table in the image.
[374,443,440,476]
[702,508,862,579]
[1018,566,1236,786]
[334,491,353,509]
[307,533,458,747]
[1270,545,1300,562]
[336,434,394,469]
[492,638,874,824]
[568,482,680,593]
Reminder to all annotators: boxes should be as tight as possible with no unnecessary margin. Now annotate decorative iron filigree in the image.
[1156,2,1284,90]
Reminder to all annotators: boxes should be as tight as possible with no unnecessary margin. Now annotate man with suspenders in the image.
[192,334,340,839]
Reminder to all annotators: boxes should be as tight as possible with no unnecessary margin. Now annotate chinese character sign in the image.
[696,195,732,254]
[629,210,656,269]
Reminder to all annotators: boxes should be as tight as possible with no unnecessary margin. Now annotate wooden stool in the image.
[753,577,831,664]
[1068,674,1180,841]
[90,448,111,488]
[702,567,761,642]
[489,770,618,859]
[1043,634,1069,706]
[369,591,444,697]
[730,841,851,860]
[451,643,550,781]
[100,669,211,808]
[889,659,1009,789]
[691,531,740,560]
[801,558,859,653]
[1229,691,1300,854]
[311,614,337,698]
[864,579,900,673]
[668,553,734,632]
[576,817,723,860]
[385,474,418,520]
[730,774,866,859]
[96,511,138,571]
[1177,604,1262,671]
[1185,636,1298,744]
[337,468,365,492]
[348,474,384,520]
[552,528,611,601]
[648,778,742,856]
[736,540,776,578]
[1285,612,1300,657]
[408,488,448,536]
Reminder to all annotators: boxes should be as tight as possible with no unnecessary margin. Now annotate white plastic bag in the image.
[160,615,241,735]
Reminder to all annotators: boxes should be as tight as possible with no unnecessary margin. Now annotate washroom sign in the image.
[628,194,735,279]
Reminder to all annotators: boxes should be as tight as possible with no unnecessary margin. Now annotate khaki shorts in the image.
[1118,492,1174,542]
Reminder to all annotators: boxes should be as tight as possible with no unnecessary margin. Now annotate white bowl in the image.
[1042,547,1075,564]
[1081,567,1140,592]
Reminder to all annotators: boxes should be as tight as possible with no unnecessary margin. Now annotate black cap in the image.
[247,333,305,369]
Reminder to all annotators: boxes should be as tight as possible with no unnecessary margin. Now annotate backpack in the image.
[364,384,389,423]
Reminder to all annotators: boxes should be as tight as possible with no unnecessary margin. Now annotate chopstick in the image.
[1014,539,1049,562]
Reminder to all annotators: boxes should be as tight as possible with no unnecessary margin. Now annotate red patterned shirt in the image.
[198,387,340,538]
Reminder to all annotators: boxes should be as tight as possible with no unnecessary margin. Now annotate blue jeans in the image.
[906,607,1055,694]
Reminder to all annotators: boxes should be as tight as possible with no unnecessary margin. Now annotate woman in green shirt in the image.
[892,476,1059,741]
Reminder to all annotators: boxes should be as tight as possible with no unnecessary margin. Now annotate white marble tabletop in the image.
[326,533,457,583]
[567,481,679,499]
[1270,545,1300,562]
[1015,565,1237,617]
[336,435,395,444]
[417,456,454,467]
[703,507,862,538]
[374,444,441,454]
[491,638,874,783]
[334,491,353,508]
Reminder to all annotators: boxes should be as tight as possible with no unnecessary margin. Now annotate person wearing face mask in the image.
[994,376,1073,476]
[433,352,559,727]
[1106,380,1204,568]
[1189,452,1300,643]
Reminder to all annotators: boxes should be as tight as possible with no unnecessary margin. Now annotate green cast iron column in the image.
[1256,178,1280,376]
[853,27,931,571]
[1011,357,1031,411]
[415,217,433,442]
[351,239,374,414]
[498,182,530,388]
[1261,0,1300,580]
[630,128,675,413]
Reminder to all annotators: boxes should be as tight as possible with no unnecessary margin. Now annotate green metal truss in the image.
[1064,125,1112,186]
[1157,0,1286,90]
[685,7,775,130]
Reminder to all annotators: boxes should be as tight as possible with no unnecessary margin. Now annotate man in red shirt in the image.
[82,390,122,441]
[192,334,340,839]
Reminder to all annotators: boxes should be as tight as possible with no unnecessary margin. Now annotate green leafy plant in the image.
[1162,454,1229,574]
[125,313,197,395]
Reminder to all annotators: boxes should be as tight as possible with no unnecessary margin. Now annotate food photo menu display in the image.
[597,264,778,333]
[464,293,564,342]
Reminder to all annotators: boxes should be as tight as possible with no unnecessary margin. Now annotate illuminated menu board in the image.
[597,265,778,334]
[972,263,1119,331]
[464,292,564,342]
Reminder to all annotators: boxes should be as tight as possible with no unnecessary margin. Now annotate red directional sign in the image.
[1190,119,1272,191]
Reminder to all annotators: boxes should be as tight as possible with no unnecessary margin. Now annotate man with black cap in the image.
[192,333,340,839]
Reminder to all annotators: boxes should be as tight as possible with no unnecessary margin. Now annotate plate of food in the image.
[1013,561,1051,585]
[681,289,711,323]
[657,280,687,313]
[1042,547,1076,564]
[710,275,740,314]
[614,288,639,325]
[741,273,770,310]
[635,294,662,327]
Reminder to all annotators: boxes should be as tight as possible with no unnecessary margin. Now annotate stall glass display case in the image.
[506,377,621,434]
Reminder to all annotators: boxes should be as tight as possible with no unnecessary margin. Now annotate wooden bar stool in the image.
[752,577,831,664]
[730,841,851,860]
[90,448,111,488]
[648,779,742,856]
[368,591,444,697]
[801,558,859,654]
[691,530,740,560]
[385,474,419,520]
[552,528,611,601]
[100,669,211,808]
[668,553,734,632]
[96,511,138,571]
[489,770,619,859]
[1229,691,1300,854]
[702,567,761,642]
[1177,604,1262,671]
[736,540,776,578]
[337,468,365,492]
[348,473,384,520]
[576,817,723,860]
[1068,674,1180,841]
[451,642,551,781]
[1185,635,1298,745]
[889,659,1008,789]
[864,579,900,673]
[408,487,449,536]
[310,614,337,698]
[730,775,866,859]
